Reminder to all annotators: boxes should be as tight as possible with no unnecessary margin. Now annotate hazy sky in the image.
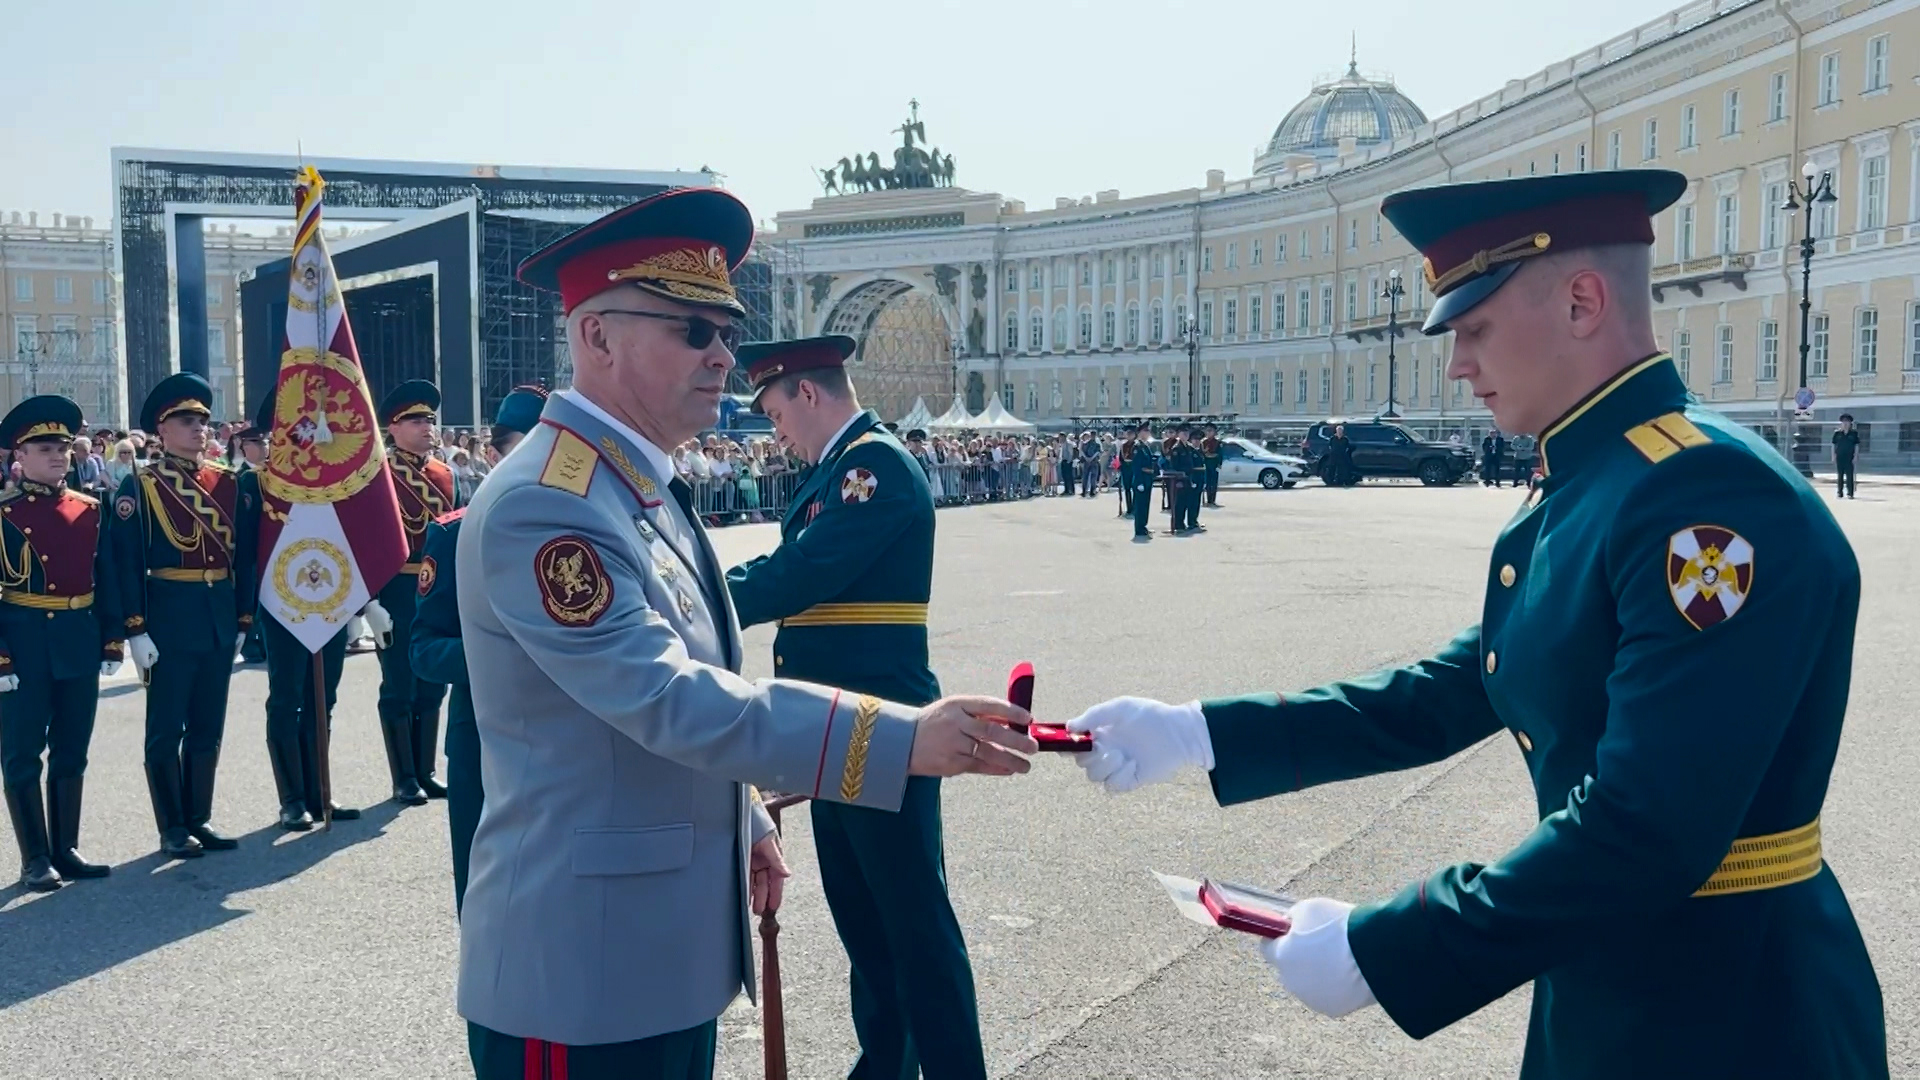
[4,0,1694,230]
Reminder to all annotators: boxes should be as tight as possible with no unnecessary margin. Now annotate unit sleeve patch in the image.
[1667,525,1754,629]
[841,467,877,504]
[417,556,437,597]
[116,495,136,520]
[535,535,613,627]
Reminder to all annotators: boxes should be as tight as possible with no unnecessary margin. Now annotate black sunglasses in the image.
[595,309,740,352]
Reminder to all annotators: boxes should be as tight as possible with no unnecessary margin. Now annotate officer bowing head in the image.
[3,395,82,485]
[381,379,441,456]
[141,372,215,462]
[739,335,861,464]
[1384,169,1686,436]
[519,186,751,450]
[486,385,548,464]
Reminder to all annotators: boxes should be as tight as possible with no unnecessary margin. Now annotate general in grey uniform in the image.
[455,187,1035,1080]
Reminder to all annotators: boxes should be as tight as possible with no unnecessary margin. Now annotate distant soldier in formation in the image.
[373,379,458,806]
[0,395,122,890]
[411,384,546,914]
[1201,423,1223,507]
[1832,413,1860,499]
[1127,423,1158,541]
[241,395,360,832]
[1182,426,1208,533]
[112,372,253,860]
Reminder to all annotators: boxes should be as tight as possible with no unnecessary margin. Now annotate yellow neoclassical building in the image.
[768,0,1920,463]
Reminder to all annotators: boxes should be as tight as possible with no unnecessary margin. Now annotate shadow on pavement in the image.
[0,801,405,1009]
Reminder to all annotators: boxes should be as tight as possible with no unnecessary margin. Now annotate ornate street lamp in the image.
[1782,158,1837,477]
[1381,267,1405,419]
[1183,312,1200,413]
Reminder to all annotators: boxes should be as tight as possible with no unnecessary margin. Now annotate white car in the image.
[1218,437,1307,489]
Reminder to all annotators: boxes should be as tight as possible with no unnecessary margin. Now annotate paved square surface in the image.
[1,481,1912,1078]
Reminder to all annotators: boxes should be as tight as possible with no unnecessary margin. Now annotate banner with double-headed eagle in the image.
[257,166,409,653]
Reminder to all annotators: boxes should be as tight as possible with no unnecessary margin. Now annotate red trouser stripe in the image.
[525,1038,543,1078]
[551,1042,568,1080]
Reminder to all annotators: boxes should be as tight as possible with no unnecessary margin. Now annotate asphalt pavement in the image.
[0,480,1913,1079]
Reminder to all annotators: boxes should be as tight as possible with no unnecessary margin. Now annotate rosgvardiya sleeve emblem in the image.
[416,556,436,597]
[536,535,612,626]
[1667,525,1754,629]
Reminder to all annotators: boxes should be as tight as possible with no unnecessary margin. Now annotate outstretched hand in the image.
[907,695,1039,777]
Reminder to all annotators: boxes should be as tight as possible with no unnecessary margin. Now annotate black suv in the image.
[1301,419,1476,486]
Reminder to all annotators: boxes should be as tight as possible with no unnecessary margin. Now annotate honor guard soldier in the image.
[0,396,123,890]
[727,336,989,1080]
[1067,170,1888,1077]
[410,384,546,914]
[373,379,457,806]
[112,372,255,860]
[1200,423,1223,507]
[1117,428,1137,517]
[1184,427,1208,531]
[458,187,1033,1079]
[1127,422,1158,540]
[239,396,360,832]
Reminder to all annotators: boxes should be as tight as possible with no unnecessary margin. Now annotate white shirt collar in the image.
[557,388,676,484]
[818,409,865,464]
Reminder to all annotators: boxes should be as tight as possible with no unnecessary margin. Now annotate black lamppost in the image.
[1381,267,1405,419]
[1183,311,1200,413]
[1782,158,1837,477]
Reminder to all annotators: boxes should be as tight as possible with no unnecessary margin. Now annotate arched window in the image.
[1102,304,1116,347]
[1052,308,1068,351]
[1150,301,1164,343]
[1029,314,1043,351]
[1176,303,1189,336]
[1004,314,1019,352]
[1125,303,1140,346]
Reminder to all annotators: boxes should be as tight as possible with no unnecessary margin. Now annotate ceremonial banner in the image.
[258,166,409,652]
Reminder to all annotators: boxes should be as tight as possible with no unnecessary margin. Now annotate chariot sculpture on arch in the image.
[818,99,957,195]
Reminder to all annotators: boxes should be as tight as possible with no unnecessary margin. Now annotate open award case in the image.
[1154,871,1295,938]
[1006,661,1092,752]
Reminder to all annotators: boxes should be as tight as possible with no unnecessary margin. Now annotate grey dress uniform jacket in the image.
[456,392,921,1047]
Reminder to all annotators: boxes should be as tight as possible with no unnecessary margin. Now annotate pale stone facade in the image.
[770,0,1920,462]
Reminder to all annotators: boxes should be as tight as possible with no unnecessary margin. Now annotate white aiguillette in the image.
[1153,871,1297,939]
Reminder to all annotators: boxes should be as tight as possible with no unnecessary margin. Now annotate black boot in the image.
[46,777,108,879]
[5,784,62,891]
[182,752,239,851]
[145,760,203,859]
[297,737,361,820]
[414,711,447,800]
[381,714,427,806]
[265,735,312,832]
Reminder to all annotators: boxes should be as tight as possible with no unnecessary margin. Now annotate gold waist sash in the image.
[149,568,227,583]
[1693,819,1822,897]
[780,602,929,628]
[1,591,93,611]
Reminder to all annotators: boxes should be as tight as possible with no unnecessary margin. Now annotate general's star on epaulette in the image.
[841,467,877,504]
[1667,525,1753,629]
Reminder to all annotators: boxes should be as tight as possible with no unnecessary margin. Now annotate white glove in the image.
[100,660,121,677]
[0,674,16,693]
[362,601,394,649]
[236,632,248,652]
[1066,697,1215,794]
[128,634,160,672]
[1258,897,1377,1018]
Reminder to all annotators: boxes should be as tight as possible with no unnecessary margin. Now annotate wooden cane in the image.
[760,794,810,1080]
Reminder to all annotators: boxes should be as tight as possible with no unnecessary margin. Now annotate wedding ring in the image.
[966,739,979,758]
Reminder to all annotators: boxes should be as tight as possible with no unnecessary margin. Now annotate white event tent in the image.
[968,397,1037,432]
[894,397,934,431]
[926,399,976,431]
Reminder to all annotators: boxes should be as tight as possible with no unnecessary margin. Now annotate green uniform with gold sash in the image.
[1202,355,1885,1078]
[728,409,985,1080]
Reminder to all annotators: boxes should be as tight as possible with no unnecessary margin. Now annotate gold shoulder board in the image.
[1624,412,1710,464]
[539,429,598,497]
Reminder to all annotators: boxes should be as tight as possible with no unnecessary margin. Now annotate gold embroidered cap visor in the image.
[515,187,755,316]
[139,372,216,434]
[0,394,83,450]
[1379,169,1688,335]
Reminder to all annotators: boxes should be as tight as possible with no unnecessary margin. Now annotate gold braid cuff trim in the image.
[838,695,882,803]
[1692,818,1823,897]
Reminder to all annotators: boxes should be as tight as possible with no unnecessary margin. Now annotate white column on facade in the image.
[1091,248,1104,349]
[1019,258,1030,356]
[1162,244,1174,345]
[986,260,1001,359]
[1066,251,1078,351]
[956,264,972,356]
[1040,259,1054,353]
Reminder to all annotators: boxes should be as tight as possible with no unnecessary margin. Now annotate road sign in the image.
[1795,387,1816,410]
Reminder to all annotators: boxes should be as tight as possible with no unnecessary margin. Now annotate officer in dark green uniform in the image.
[1201,423,1223,507]
[1184,427,1208,531]
[411,384,546,915]
[113,373,255,859]
[1128,422,1158,540]
[726,336,986,1080]
[0,395,123,891]
[373,379,459,806]
[238,395,361,832]
[1065,170,1888,1078]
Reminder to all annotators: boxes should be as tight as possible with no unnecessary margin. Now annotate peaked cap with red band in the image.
[738,335,857,407]
[1380,169,1688,335]
[515,187,754,316]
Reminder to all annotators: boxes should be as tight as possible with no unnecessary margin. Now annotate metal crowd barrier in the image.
[677,461,1046,524]
[924,460,1041,506]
